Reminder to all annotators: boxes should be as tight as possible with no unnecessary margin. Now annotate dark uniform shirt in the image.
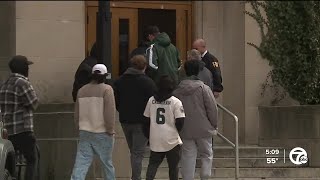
[201,51,224,92]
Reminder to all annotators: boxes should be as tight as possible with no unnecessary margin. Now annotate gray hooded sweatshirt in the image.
[178,61,213,90]
[173,77,218,139]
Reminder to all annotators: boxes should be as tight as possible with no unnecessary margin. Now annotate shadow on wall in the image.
[33,80,50,103]
[32,80,73,104]
[258,80,300,106]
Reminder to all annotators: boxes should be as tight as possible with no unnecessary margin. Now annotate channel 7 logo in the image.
[289,147,308,165]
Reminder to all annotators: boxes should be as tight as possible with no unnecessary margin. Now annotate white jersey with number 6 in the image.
[144,96,185,152]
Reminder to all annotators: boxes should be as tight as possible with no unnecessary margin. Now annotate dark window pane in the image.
[138,9,176,45]
[119,19,129,76]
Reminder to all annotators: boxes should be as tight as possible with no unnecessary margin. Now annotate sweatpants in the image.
[146,145,181,180]
[180,137,213,180]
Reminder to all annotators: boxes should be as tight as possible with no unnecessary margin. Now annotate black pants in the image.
[9,131,39,180]
[146,145,181,180]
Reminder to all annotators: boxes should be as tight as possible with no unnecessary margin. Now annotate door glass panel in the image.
[138,9,176,45]
[119,19,129,76]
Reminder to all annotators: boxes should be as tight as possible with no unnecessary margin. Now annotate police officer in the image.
[193,39,223,98]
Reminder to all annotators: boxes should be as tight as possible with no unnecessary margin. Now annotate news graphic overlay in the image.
[289,147,308,165]
[264,147,308,166]
[265,148,284,165]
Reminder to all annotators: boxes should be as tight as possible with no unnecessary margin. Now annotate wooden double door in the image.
[86,1,192,78]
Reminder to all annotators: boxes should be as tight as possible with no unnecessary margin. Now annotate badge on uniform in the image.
[212,62,219,68]
[180,106,184,113]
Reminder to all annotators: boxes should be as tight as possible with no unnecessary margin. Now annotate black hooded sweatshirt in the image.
[72,43,98,102]
[129,41,156,79]
[114,67,157,124]
[129,41,150,59]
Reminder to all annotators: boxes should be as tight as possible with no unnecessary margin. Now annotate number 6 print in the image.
[156,108,166,124]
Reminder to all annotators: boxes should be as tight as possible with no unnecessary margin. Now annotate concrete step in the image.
[32,106,317,179]
[98,176,320,180]
[143,178,320,180]
[213,146,288,158]
[140,167,320,178]
[35,103,74,112]
[144,146,290,158]
[34,112,77,139]
[149,179,320,180]
[142,157,302,168]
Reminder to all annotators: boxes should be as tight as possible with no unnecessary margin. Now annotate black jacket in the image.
[202,51,223,92]
[114,68,157,124]
[129,41,156,79]
[130,41,149,59]
[72,43,97,102]
[120,41,148,75]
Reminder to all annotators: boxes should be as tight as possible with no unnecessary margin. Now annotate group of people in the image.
[71,26,223,180]
[0,25,223,180]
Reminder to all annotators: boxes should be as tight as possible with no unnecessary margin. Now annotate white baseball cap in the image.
[92,64,108,75]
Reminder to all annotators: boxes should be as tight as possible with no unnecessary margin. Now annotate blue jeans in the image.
[71,131,115,180]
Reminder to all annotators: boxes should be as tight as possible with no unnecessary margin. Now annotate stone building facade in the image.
[0,2,280,178]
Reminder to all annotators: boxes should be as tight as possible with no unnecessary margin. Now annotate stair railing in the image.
[35,106,240,179]
[216,103,239,180]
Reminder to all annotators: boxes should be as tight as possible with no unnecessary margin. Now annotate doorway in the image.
[138,9,176,46]
[86,1,192,78]
[86,8,138,77]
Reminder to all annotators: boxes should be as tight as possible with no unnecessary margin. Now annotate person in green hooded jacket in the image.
[146,28,181,86]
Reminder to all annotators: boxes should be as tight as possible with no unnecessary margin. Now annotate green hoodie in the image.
[146,32,181,85]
